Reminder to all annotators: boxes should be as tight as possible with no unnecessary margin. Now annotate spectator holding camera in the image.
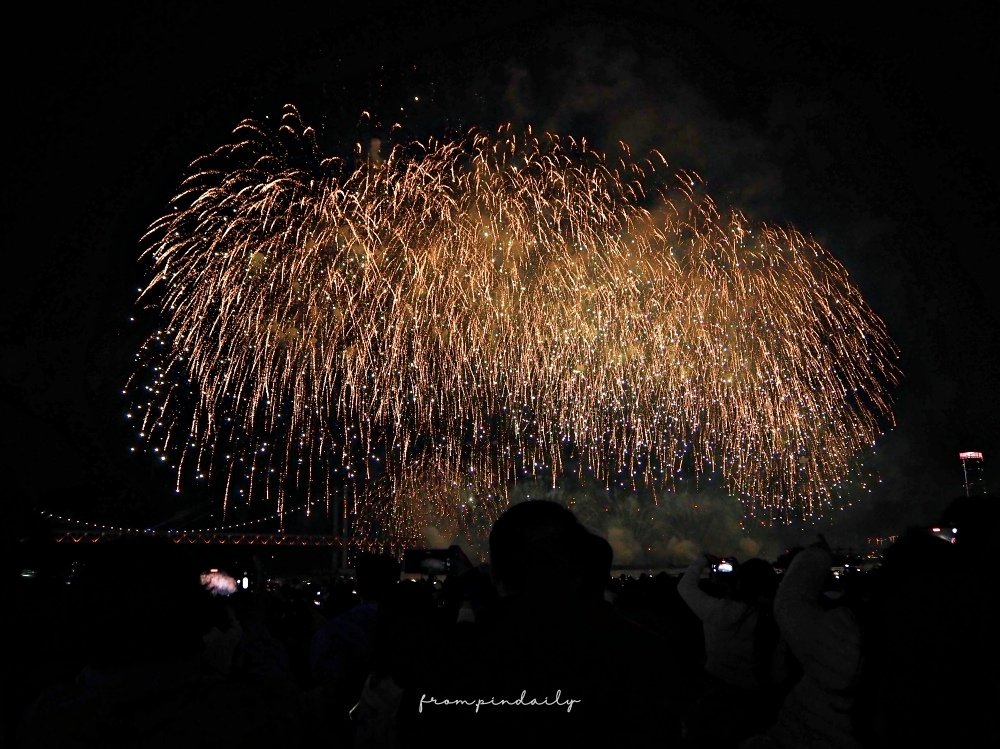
[741,534,862,749]
[678,551,782,748]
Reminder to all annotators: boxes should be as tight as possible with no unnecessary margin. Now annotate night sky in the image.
[4,2,997,551]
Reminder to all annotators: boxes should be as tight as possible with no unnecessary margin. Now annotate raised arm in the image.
[773,544,860,690]
[677,553,728,621]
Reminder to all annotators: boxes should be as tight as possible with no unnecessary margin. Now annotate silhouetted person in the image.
[678,553,782,748]
[399,500,686,749]
[309,552,401,742]
[854,515,997,747]
[352,578,439,749]
[741,536,862,749]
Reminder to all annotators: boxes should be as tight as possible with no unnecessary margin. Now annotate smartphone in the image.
[712,559,734,573]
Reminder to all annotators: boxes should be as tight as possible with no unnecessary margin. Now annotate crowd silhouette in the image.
[10,494,998,748]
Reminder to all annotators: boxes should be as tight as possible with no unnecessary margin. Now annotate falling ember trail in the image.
[127,104,900,549]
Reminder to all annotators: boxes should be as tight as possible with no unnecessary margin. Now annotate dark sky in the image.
[4,1,997,547]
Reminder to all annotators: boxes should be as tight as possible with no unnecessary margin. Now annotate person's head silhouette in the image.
[355,552,401,603]
[488,500,592,602]
[733,557,778,604]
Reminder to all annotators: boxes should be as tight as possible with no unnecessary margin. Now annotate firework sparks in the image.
[128,104,899,544]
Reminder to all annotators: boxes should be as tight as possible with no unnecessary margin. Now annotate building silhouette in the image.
[959,451,986,496]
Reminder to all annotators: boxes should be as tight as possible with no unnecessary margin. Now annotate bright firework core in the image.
[128,105,899,550]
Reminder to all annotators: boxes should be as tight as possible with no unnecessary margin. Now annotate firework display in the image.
[128,104,899,548]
